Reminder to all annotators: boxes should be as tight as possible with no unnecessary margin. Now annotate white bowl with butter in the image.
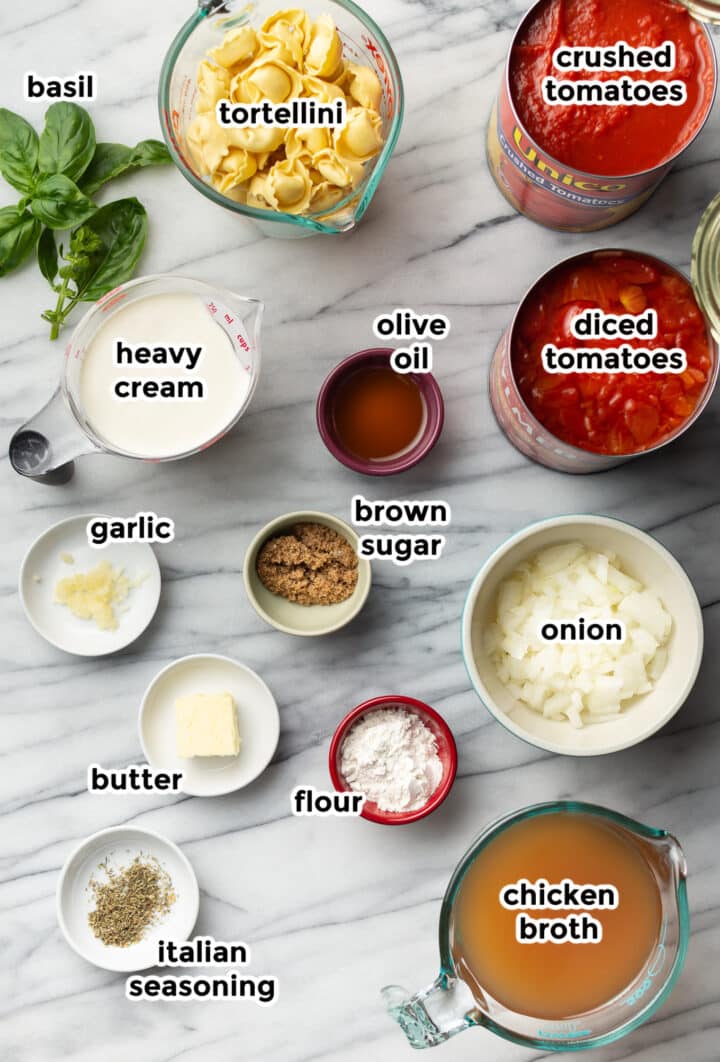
[139,654,280,796]
[19,514,161,656]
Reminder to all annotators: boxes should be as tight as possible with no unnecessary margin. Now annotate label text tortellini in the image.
[215,98,346,128]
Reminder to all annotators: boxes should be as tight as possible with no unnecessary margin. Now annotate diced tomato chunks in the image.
[512,252,713,455]
[626,403,659,443]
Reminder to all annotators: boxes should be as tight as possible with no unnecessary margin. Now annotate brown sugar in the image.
[256,522,359,606]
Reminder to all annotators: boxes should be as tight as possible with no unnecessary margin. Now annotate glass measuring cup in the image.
[9,275,263,484]
[384,801,689,1051]
[158,0,404,237]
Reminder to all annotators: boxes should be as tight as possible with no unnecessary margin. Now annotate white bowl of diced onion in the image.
[461,515,703,756]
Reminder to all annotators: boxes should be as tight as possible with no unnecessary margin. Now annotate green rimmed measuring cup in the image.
[383,801,689,1052]
[158,0,404,237]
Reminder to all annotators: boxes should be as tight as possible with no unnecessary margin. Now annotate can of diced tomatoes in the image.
[489,247,720,473]
[487,0,718,232]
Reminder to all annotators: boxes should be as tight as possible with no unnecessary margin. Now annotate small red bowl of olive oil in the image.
[316,348,444,476]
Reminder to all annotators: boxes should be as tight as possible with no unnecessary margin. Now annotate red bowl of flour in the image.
[328,695,458,825]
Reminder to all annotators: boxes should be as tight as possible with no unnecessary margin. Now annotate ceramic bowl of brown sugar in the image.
[243,511,372,637]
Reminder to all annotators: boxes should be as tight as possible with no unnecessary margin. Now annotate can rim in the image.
[503,0,718,183]
[676,0,720,26]
[504,247,720,461]
[692,192,720,341]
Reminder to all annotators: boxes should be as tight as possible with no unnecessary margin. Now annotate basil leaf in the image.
[30,174,97,230]
[79,138,171,196]
[78,143,132,196]
[77,197,147,301]
[129,139,171,167]
[0,205,40,275]
[38,102,96,182]
[0,108,39,193]
[37,226,58,284]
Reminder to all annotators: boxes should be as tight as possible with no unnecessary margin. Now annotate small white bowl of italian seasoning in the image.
[329,696,458,825]
[57,826,199,972]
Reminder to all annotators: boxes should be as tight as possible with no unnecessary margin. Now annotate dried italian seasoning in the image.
[87,855,176,948]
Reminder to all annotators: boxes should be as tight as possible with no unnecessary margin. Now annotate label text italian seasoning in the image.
[126,936,278,1004]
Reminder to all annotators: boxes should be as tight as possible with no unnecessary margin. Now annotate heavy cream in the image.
[78,292,251,458]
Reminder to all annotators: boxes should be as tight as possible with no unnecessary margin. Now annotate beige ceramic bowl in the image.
[243,510,371,637]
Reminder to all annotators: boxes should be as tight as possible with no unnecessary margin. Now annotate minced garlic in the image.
[54,561,133,631]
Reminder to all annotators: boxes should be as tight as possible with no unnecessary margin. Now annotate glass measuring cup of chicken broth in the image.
[384,802,688,1051]
[10,275,262,482]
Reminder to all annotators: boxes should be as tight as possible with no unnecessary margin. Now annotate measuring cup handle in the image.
[9,386,98,484]
[382,978,477,1049]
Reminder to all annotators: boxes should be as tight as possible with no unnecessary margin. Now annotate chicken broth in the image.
[450,810,663,1020]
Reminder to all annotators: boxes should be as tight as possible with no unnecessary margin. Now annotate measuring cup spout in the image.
[382,977,477,1049]
[229,294,264,354]
[9,387,98,484]
[659,833,687,876]
[647,830,688,903]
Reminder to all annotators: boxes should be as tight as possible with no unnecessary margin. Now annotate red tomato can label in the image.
[488,327,622,473]
[487,85,665,233]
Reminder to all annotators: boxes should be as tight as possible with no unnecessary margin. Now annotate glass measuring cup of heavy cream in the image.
[10,276,262,482]
[384,802,689,1052]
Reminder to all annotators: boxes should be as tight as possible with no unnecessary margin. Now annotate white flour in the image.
[340,708,444,812]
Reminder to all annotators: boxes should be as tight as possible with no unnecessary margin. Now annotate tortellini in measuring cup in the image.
[186,8,385,217]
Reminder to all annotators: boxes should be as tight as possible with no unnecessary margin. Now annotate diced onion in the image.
[484,542,672,727]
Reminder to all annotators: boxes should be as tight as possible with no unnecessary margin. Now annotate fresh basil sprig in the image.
[79,198,148,301]
[0,101,172,337]
[41,198,148,339]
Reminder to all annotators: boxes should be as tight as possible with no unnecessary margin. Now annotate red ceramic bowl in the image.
[328,695,458,825]
[316,348,445,476]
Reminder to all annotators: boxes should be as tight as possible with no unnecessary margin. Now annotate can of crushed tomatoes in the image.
[489,248,720,473]
[487,0,718,232]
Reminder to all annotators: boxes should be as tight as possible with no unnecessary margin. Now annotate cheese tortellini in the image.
[187,8,385,216]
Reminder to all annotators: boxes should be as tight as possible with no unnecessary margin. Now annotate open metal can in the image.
[486,0,718,232]
[489,244,720,473]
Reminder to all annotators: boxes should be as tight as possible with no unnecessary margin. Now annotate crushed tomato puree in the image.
[511,252,713,455]
[510,0,715,176]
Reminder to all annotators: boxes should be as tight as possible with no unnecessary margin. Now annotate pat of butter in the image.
[175,692,241,758]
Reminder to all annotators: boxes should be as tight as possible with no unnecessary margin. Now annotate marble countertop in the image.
[2,1,720,1060]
